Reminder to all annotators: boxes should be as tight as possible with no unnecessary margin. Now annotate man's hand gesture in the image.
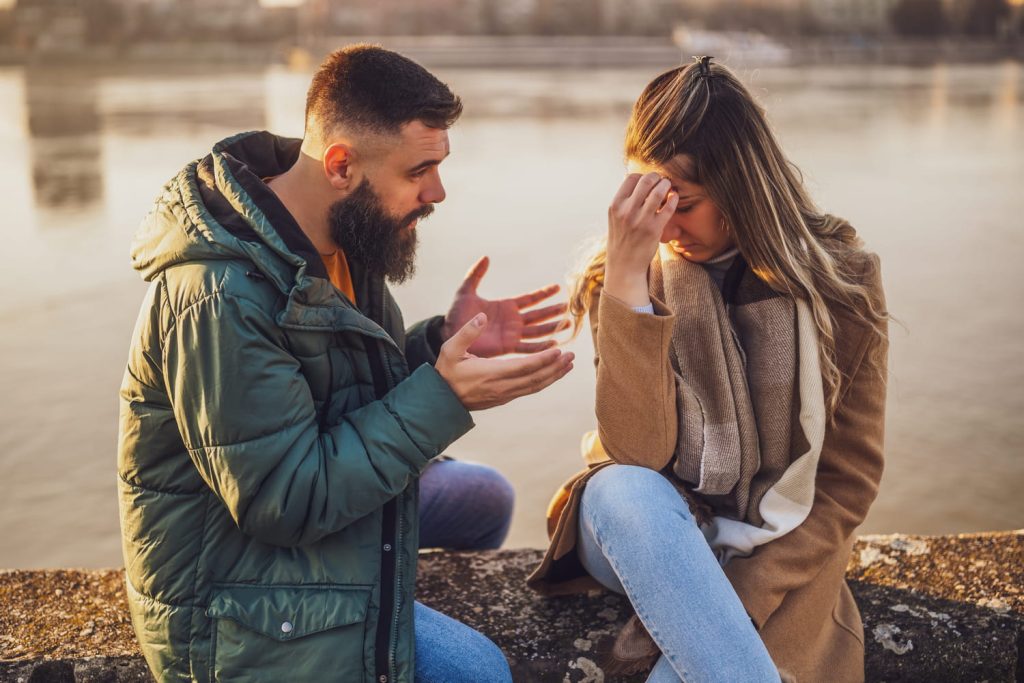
[442,256,568,358]
[436,313,575,411]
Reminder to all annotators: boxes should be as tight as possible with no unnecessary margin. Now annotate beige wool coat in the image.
[528,253,887,683]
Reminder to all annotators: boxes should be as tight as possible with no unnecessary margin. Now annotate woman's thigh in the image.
[413,602,512,683]
[577,463,707,600]
[577,465,780,683]
[579,464,702,561]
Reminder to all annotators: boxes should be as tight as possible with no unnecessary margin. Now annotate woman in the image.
[528,57,888,683]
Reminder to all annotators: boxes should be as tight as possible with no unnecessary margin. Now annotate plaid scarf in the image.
[650,244,826,563]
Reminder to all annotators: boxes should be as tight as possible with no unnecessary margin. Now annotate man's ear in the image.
[323,143,356,191]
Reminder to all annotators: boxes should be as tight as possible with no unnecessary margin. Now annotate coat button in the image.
[378,676,388,683]
[382,543,392,552]
[280,621,293,634]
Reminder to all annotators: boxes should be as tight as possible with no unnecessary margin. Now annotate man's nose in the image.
[420,176,446,204]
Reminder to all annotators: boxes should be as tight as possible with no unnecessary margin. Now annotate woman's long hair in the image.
[569,59,888,419]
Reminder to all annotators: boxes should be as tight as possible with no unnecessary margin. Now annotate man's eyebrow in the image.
[408,151,450,173]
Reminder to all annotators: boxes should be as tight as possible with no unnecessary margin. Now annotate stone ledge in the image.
[1,531,1021,682]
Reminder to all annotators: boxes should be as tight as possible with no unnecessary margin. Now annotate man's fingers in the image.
[444,313,487,356]
[513,284,560,308]
[521,302,567,324]
[514,339,557,353]
[501,353,574,397]
[458,255,490,294]
[521,319,570,340]
[487,347,564,379]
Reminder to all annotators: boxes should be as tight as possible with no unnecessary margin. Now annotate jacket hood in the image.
[130,131,328,293]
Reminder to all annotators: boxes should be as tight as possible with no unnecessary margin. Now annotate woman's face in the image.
[628,159,735,263]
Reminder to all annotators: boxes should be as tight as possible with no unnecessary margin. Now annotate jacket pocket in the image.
[831,587,865,647]
[207,583,372,683]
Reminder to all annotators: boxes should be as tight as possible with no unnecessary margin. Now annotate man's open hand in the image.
[442,256,568,358]
[436,313,575,410]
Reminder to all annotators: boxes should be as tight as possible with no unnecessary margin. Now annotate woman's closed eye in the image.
[676,203,696,214]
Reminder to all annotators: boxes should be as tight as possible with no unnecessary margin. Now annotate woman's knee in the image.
[582,465,688,530]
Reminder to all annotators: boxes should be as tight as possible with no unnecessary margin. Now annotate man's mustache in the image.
[403,204,434,226]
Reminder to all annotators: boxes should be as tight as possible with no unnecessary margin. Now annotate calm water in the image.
[1,61,1022,568]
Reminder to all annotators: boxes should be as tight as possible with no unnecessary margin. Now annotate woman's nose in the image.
[660,222,684,243]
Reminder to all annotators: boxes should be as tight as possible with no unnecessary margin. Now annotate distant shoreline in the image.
[1,35,1022,70]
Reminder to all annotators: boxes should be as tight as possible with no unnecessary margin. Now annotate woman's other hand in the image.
[605,172,678,306]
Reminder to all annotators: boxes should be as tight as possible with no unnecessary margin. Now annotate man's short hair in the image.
[305,44,463,140]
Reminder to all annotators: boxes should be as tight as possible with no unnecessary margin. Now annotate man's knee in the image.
[419,460,514,550]
[471,463,515,522]
[459,463,513,549]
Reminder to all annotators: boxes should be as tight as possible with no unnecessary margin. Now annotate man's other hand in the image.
[435,313,574,410]
[442,256,569,357]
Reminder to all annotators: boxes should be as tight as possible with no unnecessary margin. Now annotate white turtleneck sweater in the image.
[632,247,740,313]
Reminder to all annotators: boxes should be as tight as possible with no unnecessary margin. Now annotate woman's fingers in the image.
[652,191,679,231]
[624,172,664,213]
[612,173,672,234]
[641,177,672,215]
[612,173,644,205]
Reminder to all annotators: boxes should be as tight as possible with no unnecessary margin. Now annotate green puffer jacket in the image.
[117,131,474,683]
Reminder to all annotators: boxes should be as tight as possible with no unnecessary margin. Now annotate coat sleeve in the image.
[592,287,679,470]
[724,256,888,628]
[404,315,446,371]
[162,292,473,548]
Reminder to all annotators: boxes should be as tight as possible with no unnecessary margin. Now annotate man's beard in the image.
[327,178,433,285]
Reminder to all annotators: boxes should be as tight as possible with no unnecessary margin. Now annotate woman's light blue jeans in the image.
[578,464,781,683]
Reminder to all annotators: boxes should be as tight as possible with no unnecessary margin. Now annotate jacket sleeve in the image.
[404,315,446,371]
[162,292,473,548]
[592,287,679,470]
[723,257,888,628]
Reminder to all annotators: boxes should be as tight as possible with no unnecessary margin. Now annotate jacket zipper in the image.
[388,491,404,682]
[376,290,404,683]
[367,278,402,683]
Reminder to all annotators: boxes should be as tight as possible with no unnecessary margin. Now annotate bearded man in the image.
[117,44,571,683]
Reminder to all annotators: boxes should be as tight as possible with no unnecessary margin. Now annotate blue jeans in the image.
[413,602,512,683]
[418,458,514,550]
[577,465,781,683]
[413,459,515,682]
